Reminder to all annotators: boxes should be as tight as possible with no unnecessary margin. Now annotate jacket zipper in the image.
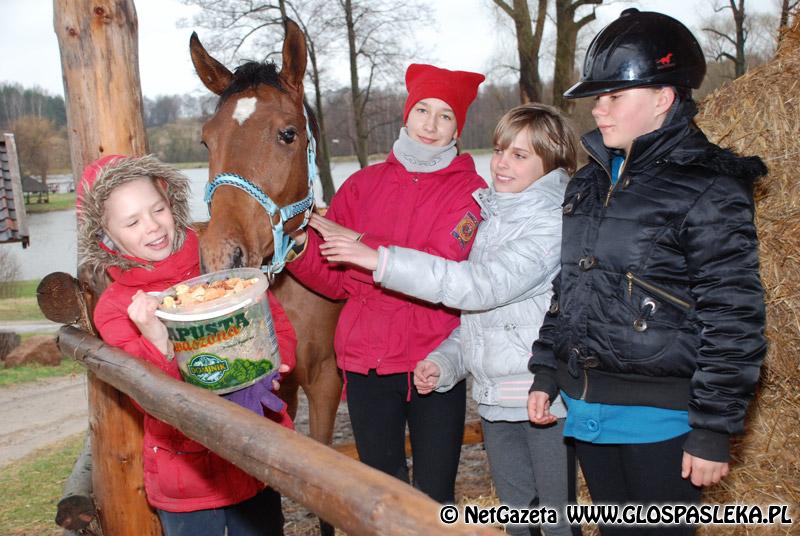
[580,369,588,400]
[625,272,692,310]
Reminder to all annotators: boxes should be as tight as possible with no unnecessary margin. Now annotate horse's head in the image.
[190,20,311,273]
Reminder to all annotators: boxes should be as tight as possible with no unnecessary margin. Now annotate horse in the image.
[189,19,344,525]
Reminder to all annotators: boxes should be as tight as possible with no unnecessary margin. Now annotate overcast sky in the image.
[0,0,778,99]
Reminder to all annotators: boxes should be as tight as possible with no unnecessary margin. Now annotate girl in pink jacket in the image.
[78,155,295,535]
[288,64,486,503]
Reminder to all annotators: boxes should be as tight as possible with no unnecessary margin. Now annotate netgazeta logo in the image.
[187,353,229,385]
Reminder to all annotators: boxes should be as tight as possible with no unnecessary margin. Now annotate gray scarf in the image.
[392,128,457,173]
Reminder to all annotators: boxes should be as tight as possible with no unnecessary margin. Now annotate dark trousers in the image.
[575,433,701,535]
[345,370,466,503]
[157,487,284,536]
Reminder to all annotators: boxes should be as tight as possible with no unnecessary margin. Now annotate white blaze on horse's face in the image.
[232,97,257,125]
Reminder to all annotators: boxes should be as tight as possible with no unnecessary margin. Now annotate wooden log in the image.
[37,272,95,332]
[57,326,502,535]
[53,1,157,533]
[53,0,148,179]
[55,434,95,531]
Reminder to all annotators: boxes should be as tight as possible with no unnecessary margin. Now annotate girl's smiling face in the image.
[102,177,176,262]
[405,98,459,146]
[491,129,546,193]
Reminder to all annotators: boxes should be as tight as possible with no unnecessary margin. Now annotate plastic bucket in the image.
[154,268,280,394]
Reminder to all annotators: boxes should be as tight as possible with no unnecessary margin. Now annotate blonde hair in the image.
[493,103,578,175]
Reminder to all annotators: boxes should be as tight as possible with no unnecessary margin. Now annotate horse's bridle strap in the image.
[203,107,318,278]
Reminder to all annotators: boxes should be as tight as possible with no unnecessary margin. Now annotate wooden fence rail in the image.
[56,325,501,535]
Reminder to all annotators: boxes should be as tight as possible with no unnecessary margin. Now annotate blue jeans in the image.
[156,487,283,536]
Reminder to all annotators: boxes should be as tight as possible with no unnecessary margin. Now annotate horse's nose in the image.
[232,246,245,268]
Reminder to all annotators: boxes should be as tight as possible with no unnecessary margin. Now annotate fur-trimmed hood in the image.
[77,154,192,272]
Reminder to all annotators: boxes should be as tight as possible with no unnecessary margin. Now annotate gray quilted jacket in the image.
[374,168,569,421]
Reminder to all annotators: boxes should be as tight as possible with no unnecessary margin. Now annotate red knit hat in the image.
[402,64,485,135]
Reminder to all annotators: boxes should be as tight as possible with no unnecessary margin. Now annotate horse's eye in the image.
[278,128,297,144]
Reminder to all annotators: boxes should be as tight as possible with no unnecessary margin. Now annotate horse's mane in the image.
[216,59,321,148]
[217,61,284,108]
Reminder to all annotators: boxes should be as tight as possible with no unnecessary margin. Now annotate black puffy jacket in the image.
[529,99,767,462]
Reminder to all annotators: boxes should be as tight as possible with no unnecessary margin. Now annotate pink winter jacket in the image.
[288,152,485,374]
[93,231,297,512]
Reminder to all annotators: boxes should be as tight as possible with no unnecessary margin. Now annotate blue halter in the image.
[204,107,318,278]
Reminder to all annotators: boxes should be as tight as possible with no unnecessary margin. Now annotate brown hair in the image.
[493,103,578,175]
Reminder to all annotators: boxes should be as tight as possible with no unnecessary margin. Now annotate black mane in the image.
[217,61,284,108]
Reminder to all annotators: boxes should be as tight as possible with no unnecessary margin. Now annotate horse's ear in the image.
[190,32,233,96]
[280,19,307,91]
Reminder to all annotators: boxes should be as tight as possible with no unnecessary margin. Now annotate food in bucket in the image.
[155,268,281,394]
[160,276,260,309]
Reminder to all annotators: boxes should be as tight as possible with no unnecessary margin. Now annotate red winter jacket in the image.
[288,152,485,374]
[93,230,297,512]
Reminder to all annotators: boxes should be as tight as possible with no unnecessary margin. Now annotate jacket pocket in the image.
[617,272,694,363]
[483,324,536,379]
[152,444,220,500]
[625,272,693,323]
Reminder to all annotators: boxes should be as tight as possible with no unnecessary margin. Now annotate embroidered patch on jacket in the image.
[451,211,478,248]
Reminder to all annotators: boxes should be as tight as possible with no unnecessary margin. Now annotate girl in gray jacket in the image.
[320,104,579,536]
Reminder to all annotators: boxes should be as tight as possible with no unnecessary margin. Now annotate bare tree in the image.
[552,0,603,114]
[180,0,337,202]
[703,0,749,78]
[338,0,430,168]
[10,115,66,188]
[778,0,799,41]
[492,0,548,104]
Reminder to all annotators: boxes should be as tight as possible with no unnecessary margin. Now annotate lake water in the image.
[8,154,491,281]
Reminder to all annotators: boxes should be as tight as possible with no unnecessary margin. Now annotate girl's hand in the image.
[127,291,169,355]
[681,452,730,487]
[272,363,291,390]
[309,213,361,242]
[528,391,557,425]
[413,360,441,395]
[319,236,379,271]
[289,229,306,246]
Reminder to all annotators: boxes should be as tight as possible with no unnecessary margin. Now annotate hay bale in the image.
[695,13,800,535]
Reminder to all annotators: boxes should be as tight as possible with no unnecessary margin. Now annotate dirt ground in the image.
[0,373,88,468]
[0,373,494,534]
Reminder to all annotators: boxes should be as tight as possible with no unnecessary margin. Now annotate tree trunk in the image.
[733,0,747,78]
[343,0,369,168]
[553,0,601,114]
[308,44,336,203]
[493,0,547,104]
[53,1,159,534]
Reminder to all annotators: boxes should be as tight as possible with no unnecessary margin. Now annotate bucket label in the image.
[187,353,230,385]
[167,312,250,345]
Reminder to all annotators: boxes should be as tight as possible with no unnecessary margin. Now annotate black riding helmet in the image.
[564,8,706,99]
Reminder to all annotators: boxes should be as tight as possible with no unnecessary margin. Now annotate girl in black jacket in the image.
[528,9,767,534]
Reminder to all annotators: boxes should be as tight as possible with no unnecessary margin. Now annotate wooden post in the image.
[57,326,503,536]
[53,1,158,534]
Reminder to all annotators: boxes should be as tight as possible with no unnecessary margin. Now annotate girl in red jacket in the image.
[77,154,296,536]
[288,64,486,503]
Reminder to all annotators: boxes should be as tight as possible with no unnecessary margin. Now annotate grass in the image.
[0,297,44,322]
[0,432,86,536]
[24,192,76,213]
[0,279,43,322]
[0,360,85,388]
